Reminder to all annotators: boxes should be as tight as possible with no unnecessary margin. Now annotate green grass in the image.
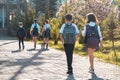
[39,40,120,66]
[94,41,120,66]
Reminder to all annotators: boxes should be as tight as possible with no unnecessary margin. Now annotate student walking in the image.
[60,14,79,74]
[43,20,51,49]
[30,19,40,49]
[82,13,103,73]
[16,22,27,50]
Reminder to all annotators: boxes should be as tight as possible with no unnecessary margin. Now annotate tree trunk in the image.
[54,40,58,45]
[45,0,50,19]
[111,30,117,59]
[112,40,117,56]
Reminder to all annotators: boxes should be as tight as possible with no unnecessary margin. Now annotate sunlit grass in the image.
[94,41,120,66]
[49,40,64,51]
[39,40,120,66]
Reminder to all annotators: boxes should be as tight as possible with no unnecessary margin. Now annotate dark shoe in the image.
[46,44,48,49]
[46,48,49,50]
[67,70,73,75]
[34,45,36,49]
[23,46,25,50]
[19,47,21,50]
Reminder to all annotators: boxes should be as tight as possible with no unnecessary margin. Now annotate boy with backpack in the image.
[82,13,103,73]
[60,14,79,74]
[30,19,40,49]
[16,22,26,50]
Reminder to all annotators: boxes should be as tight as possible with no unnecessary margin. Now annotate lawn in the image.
[39,40,120,66]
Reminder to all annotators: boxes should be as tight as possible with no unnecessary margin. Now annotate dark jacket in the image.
[16,27,27,38]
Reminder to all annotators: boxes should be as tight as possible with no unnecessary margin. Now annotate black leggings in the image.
[19,38,24,49]
[64,44,75,71]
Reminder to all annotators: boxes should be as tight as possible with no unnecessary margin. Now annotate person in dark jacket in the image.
[16,22,27,50]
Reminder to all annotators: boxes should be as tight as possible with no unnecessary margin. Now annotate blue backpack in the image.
[62,23,76,44]
[84,24,100,44]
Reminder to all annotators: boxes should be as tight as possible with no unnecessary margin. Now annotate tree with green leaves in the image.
[101,12,119,58]
[10,3,36,38]
[49,18,61,44]
[57,0,114,21]
[35,0,57,18]
[115,0,120,21]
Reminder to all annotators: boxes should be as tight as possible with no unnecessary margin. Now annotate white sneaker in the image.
[89,69,94,73]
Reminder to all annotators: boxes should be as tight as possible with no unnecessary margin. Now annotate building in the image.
[0,0,27,29]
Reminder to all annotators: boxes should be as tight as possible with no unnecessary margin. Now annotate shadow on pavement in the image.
[0,41,17,47]
[5,49,45,80]
[66,74,76,80]
[11,49,21,53]
[0,60,9,65]
[27,48,42,51]
[88,73,104,80]
[27,48,49,52]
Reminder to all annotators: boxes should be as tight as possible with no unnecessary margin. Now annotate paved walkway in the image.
[0,38,120,80]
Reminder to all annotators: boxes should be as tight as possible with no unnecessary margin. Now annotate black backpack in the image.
[17,28,25,38]
[44,27,50,37]
[62,23,76,44]
[32,24,38,35]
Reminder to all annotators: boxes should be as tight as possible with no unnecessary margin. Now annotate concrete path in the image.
[0,38,120,80]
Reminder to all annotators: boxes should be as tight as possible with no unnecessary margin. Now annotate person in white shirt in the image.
[30,19,40,49]
[82,13,103,73]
